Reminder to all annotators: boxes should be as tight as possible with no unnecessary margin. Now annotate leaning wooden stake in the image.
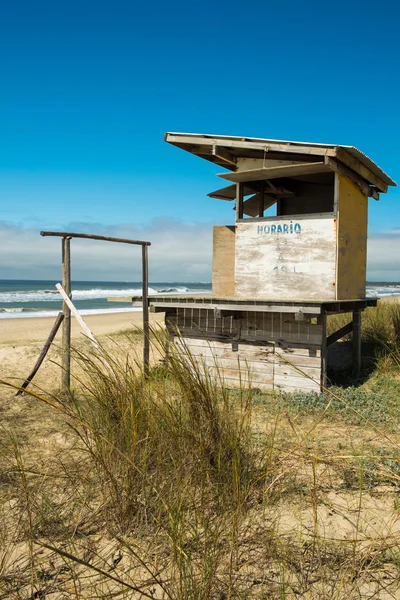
[61,236,72,392]
[16,312,64,396]
[56,283,113,371]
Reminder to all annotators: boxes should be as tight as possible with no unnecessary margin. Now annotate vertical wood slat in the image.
[236,182,244,220]
[259,180,265,217]
[173,309,323,344]
[320,310,327,389]
[61,237,71,392]
[212,226,236,297]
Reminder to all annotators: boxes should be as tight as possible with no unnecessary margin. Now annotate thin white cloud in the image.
[2,221,399,282]
[1,219,213,281]
[367,231,400,281]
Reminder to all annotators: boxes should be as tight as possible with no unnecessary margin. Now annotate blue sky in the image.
[1,0,399,280]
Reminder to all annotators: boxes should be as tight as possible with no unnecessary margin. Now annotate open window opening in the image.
[238,171,335,219]
[209,171,335,220]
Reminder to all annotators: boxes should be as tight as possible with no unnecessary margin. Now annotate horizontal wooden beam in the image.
[140,301,321,315]
[218,162,330,183]
[326,321,353,346]
[107,296,132,303]
[41,231,151,246]
[208,182,294,200]
[208,183,256,200]
[165,133,338,158]
[335,148,388,193]
[325,157,379,200]
[129,293,375,312]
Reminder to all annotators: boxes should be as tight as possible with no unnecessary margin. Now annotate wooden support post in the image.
[16,312,64,395]
[142,244,150,377]
[259,181,265,217]
[236,182,244,220]
[320,310,327,389]
[352,309,362,379]
[61,236,71,392]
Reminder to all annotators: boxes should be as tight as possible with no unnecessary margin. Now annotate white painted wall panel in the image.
[235,217,336,301]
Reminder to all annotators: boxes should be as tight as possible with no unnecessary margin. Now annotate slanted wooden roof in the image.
[165,132,396,193]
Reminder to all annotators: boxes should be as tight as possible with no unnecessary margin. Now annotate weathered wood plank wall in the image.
[336,174,368,299]
[212,226,236,296]
[167,308,322,392]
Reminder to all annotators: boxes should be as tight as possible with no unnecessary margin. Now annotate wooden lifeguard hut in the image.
[144,133,396,392]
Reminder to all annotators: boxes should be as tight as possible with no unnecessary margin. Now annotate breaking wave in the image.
[0,307,141,319]
[366,285,400,297]
[0,286,192,304]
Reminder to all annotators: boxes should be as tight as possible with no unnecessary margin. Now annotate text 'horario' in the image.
[257,221,302,235]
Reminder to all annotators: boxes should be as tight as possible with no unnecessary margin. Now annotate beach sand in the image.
[0,310,163,344]
[0,310,165,390]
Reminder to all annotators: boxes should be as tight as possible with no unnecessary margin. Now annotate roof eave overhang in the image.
[164,132,397,191]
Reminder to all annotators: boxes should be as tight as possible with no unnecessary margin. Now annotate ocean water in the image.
[0,280,398,319]
[0,280,212,319]
[367,283,400,297]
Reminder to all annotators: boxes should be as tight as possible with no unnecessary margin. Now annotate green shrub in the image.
[281,386,396,426]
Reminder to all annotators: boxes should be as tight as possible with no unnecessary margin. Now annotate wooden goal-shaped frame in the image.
[41,231,151,392]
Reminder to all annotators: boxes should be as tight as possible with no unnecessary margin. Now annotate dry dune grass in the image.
[1,316,400,598]
[328,299,400,370]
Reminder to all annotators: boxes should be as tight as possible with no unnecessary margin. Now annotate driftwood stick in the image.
[16,312,64,396]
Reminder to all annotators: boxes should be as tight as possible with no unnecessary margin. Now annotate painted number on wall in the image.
[273,265,298,272]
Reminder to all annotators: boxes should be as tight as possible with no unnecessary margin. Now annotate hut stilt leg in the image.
[352,309,362,380]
